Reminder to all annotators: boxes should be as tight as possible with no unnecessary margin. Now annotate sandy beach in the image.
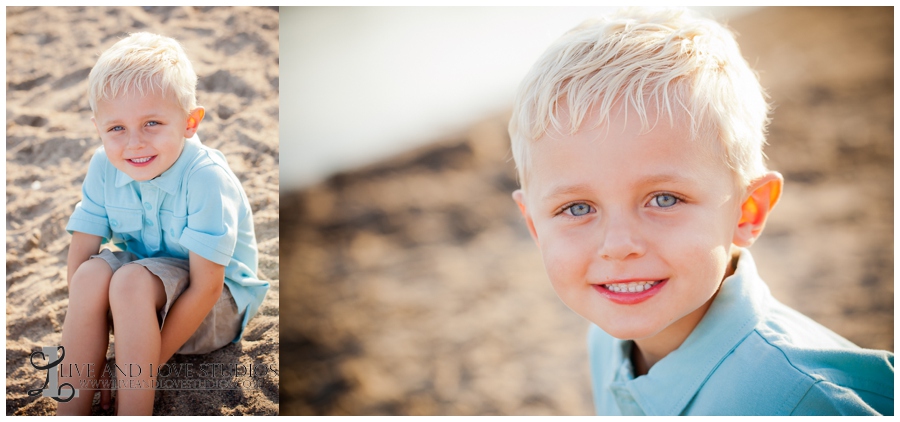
[279,7,893,415]
[6,6,279,415]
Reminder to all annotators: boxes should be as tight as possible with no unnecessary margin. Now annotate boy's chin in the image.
[603,328,659,342]
[112,162,167,181]
[589,317,666,341]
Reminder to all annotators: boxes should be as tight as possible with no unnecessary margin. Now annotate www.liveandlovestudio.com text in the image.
[62,362,276,391]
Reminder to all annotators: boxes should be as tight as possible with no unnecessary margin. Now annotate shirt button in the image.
[146,220,154,227]
[110,220,118,227]
[144,202,152,210]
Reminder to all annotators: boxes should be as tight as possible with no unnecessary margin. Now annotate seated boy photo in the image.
[508,8,893,415]
[58,32,268,415]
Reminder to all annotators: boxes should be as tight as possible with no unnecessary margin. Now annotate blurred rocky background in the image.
[279,7,893,415]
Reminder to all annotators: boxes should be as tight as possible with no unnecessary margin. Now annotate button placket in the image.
[141,184,162,252]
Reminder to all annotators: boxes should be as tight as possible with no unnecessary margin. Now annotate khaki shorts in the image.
[92,249,242,355]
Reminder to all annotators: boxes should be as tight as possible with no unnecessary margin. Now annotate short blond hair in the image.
[509,7,769,188]
[89,32,198,115]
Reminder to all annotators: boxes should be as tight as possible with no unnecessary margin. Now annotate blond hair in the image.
[89,32,198,115]
[509,7,769,188]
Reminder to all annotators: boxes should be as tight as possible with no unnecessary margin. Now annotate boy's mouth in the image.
[127,156,156,165]
[593,278,668,305]
[601,280,661,293]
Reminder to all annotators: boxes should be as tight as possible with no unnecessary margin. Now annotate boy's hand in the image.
[158,251,225,364]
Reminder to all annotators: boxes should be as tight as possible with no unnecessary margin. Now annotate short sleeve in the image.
[178,164,242,266]
[66,148,112,239]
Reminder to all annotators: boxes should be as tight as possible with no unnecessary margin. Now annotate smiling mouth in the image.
[128,156,155,164]
[601,280,662,293]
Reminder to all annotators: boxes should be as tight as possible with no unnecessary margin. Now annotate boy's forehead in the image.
[95,88,184,112]
[526,101,736,199]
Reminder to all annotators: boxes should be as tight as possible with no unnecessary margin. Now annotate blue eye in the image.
[650,194,678,208]
[110,126,124,132]
[146,121,159,127]
[565,203,594,216]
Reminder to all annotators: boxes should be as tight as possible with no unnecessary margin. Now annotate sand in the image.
[6,6,279,416]
[279,7,893,416]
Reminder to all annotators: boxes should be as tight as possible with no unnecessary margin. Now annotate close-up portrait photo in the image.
[279,6,892,416]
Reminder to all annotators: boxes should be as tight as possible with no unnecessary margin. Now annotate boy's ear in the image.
[184,107,205,138]
[512,189,540,247]
[733,172,783,247]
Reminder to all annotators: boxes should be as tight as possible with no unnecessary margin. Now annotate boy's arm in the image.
[67,231,103,288]
[158,251,225,364]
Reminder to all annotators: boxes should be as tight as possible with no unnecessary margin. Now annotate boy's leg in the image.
[57,258,114,416]
[108,264,166,416]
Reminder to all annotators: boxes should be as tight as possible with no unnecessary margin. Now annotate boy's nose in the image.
[126,132,146,149]
[598,212,646,261]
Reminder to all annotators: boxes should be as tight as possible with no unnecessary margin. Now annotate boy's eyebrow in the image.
[540,173,694,201]
[96,111,168,126]
[633,173,693,187]
[540,183,595,202]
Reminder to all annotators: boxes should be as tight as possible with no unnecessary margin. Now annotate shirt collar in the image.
[114,134,202,193]
[616,248,770,415]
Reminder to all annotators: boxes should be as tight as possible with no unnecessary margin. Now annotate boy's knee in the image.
[108,264,165,310]
[70,258,113,293]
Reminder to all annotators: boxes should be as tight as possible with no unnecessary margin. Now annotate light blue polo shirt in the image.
[588,248,894,415]
[66,134,269,342]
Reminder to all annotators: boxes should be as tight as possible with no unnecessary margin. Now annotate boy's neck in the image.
[630,247,741,376]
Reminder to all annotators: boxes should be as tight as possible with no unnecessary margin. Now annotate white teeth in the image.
[604,281,659,293]
[130,157,152,163]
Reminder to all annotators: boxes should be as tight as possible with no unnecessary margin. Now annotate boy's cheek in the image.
[539,239,585,285]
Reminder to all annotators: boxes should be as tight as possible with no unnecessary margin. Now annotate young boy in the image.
[508,8,893,415]
[58,32,268,415]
